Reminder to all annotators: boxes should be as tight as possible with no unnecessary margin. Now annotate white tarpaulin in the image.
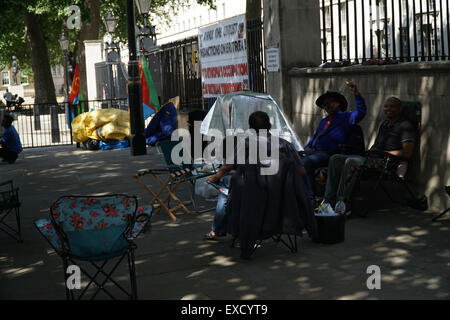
[200,91,304,151]
[198,14,249,98]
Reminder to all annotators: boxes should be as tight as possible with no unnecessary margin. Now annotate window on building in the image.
[194,17,197,27]
[222,3,226,18]
[1,71,9,86]
[199,15,202,26]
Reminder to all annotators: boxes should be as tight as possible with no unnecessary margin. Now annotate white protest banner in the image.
[198,14,249,98]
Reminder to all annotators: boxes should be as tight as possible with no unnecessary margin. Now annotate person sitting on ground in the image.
[0,114,23,164]
[301,81,367,204]
[322,97,416,213]
[204,111,307,240]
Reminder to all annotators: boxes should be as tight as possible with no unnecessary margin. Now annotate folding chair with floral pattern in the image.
[34,195,152,300]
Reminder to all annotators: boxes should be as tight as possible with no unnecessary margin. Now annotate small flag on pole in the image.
[139,56,160,119]
[69,63,85,115]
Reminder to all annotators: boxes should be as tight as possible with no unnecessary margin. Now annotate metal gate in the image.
[0,99,127,148]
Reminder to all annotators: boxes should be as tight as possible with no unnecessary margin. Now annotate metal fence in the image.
[247,18,266,93]
[148,37,206,111]
[1,99,127,148]
[320,0,450,63]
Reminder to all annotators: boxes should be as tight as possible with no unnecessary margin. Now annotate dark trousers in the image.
[0,147,18,163]
[300,149,331,200]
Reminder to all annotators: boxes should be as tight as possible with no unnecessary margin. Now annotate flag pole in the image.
[126,0,147,156]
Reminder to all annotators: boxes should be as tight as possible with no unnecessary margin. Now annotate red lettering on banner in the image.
[202,63,249,80]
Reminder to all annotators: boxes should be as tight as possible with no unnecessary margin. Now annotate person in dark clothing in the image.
[301,81,367,203]
[0,114,23,164]
[204,111,309,241]
[323,97,416,211]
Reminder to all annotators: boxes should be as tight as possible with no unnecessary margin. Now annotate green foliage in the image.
[0,0,216,77]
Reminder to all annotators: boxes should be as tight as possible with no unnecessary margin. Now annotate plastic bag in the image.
[194,176,219,201]
[315,202,339,217]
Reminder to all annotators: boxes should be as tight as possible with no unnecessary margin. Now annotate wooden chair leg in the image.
[134,175,177,221]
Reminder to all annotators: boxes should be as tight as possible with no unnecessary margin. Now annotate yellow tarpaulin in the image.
[71,109,130,143]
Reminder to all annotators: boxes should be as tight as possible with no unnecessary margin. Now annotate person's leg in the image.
[0,147,17,163]
[324,154,349,204]
[336,155,366,203]
[207,175,231,238]
[301,150,330,200]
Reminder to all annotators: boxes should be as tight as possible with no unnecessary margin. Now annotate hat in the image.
[315,91,348,111]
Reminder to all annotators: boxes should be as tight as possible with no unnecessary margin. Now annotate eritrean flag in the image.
[139,56,160,119]
[69,63,84,115]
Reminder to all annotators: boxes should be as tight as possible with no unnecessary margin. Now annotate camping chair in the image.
[34,195,152,300]
[207,180,299,256]
[0,180,22,242]
[351,101,428,216]
[134,140,217,221]
[432,186,450,222]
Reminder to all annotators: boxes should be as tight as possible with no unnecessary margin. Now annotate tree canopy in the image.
[0,0,215,102]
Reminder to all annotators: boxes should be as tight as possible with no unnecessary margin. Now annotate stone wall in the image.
[289,61,450,211]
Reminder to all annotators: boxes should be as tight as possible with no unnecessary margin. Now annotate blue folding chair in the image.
[34,195,152,300]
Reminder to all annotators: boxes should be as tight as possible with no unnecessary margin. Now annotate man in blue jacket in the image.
[301,81,366,203]
[0,114,23,164]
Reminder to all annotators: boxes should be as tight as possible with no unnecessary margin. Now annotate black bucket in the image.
[312,214,346,244]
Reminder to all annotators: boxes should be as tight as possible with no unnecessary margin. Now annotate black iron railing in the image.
[320,0,450,63]
[149,37,207,111]
[247,19,266,93]
[1,99,127,148]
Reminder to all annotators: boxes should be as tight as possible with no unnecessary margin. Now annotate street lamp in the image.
[126,0,147,155]
[135,0,152,19]
[104,11,119,35]
[103,11,120,104]
[60,31,71,143]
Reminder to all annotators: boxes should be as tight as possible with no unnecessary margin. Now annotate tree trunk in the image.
[75,0,101,105]
[23,11,57,105]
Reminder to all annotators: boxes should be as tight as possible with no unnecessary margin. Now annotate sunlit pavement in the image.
[0,145,449,300]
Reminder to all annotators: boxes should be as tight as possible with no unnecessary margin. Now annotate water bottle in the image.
[335,197,346,215]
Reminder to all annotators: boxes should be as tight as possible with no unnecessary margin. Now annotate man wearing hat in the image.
[301,81,367,204]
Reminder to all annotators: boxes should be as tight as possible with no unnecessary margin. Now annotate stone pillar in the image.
[84,40,104,101]
[263,0,321,120]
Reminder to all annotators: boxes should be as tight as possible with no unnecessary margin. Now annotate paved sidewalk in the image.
[0,145,449,300]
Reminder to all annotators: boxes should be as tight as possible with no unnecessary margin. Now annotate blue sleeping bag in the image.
[144,102,177,146]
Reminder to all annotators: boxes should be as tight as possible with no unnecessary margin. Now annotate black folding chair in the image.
[351,101,428,216]
[0,180,22,242]
[35,195,152,300]
[432,186,450,222]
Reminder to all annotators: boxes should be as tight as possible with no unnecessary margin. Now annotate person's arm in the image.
[385,142,415,159]
[305,118,326,149]
[207,164,234,183]
[345,81,367,125]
